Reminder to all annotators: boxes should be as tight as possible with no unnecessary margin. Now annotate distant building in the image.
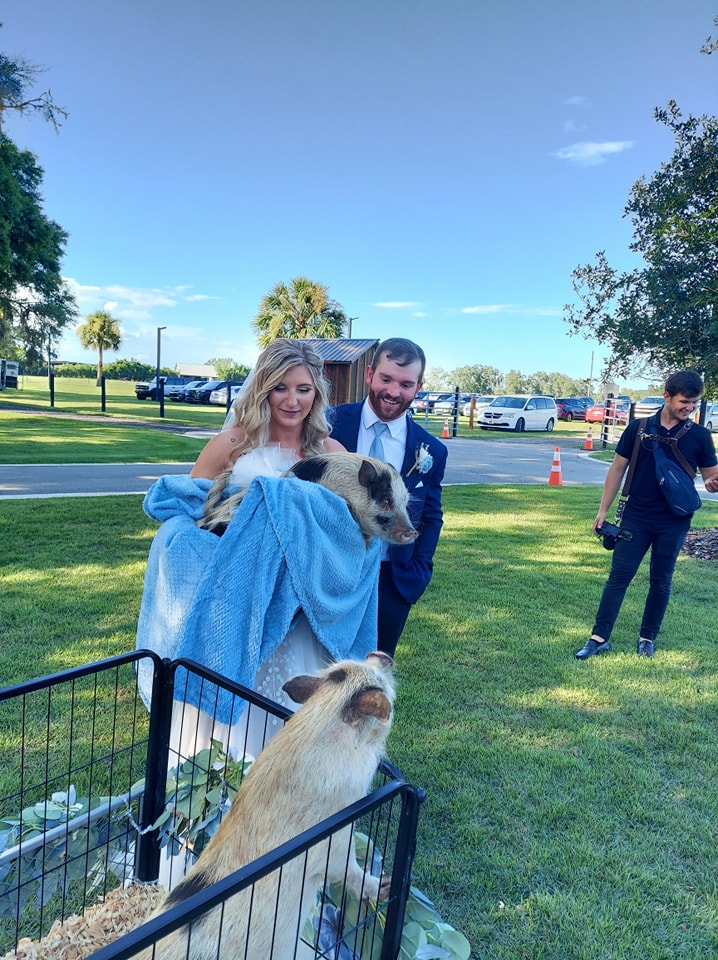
[176,362,217,379]
[301,338,379,405]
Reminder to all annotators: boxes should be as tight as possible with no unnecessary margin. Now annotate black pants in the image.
[592,512,691,643]
[377,562,412,658]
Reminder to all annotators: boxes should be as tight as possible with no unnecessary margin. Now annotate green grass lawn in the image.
[1,375,231,428]
[1,475,717,958]
[0,409,209,463]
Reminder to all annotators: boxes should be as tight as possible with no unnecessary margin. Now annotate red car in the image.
[584,401,629,425]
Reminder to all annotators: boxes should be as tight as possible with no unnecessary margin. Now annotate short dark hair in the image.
[664,370,704,398]
[371,338,426,382]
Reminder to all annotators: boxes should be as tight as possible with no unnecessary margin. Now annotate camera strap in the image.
[614,419,646,524]
[642,419,696,478]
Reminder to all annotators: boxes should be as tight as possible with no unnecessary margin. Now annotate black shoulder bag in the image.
[641,417,702,518]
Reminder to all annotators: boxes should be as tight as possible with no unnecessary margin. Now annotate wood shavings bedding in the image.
[2,884,165,960]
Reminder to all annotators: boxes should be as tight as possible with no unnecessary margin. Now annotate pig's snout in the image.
[392,524,418,544]
[377,515,418,544]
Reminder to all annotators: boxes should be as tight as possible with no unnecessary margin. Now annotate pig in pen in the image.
[0,652,424,960]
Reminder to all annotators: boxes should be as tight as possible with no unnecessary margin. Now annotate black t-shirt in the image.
[616,414,717,521]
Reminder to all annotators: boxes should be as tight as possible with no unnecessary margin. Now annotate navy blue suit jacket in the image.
[328,402,447,605]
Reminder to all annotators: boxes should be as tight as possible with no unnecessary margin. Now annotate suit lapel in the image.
[347,403,362,450]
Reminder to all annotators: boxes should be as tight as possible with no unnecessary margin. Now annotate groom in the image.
[329,337,447,656]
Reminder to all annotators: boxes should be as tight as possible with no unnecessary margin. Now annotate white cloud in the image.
[372,301,420,309]
[461,304,511,315]
[65,279,216,319]
[563,95,588,107]
[554,140,634,166]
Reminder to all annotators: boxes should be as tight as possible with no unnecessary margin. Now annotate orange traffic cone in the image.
[548,446,563,486]
[583,427,593,451]
[442,419,450,439]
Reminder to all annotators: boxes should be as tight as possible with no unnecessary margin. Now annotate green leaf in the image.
[436,930,471,959]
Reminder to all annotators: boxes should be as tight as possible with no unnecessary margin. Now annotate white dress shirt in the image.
[358,400,407,474]
[359,402,409,561]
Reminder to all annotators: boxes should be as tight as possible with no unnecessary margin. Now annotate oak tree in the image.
[0,136,76,362]
[564,103,718,393]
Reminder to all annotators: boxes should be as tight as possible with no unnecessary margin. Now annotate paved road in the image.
[0,435,609,499]
[2,435,716,501]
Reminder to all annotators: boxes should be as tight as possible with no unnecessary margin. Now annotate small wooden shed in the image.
[302,338,379,406]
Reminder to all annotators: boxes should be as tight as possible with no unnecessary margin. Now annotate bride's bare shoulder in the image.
[191,428,246,479]
[323,437,347,453]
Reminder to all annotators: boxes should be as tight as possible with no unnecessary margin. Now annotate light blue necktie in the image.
[369,421,389,461]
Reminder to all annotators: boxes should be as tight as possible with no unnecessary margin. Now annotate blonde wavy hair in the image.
[199,339,333,530]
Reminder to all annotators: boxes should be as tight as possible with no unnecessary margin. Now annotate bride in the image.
[180,339,347,755]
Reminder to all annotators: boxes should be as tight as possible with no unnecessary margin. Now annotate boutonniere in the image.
[407,442,433,476]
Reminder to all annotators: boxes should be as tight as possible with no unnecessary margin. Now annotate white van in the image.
[481,395,557,432]
[0,359,19,389]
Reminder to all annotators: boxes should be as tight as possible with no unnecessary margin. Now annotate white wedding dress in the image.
[170,445,331,761]
[162,444,332,887]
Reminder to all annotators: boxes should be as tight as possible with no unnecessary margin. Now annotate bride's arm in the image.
[190,429,245,479]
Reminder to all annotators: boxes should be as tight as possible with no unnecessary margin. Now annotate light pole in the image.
[156,326,167,417]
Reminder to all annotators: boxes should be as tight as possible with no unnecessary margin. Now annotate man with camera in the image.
[575,370,718,660]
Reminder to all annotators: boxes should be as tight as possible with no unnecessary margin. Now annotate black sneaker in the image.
[574,638,611,660]
[637,639,655,657]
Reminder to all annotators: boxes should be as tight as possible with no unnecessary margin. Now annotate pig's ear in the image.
[367,651,393,670]
[342,689,392,725]
[283,675,323,703]
[358,459,380,487]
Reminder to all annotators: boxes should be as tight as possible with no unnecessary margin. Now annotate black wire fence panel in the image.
[0,653,423,960]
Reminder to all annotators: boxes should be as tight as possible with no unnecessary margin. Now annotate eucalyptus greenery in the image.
[305,833,471,960]
[0,741,469,959]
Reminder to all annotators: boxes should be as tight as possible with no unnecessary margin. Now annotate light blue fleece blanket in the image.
[135,474,380,722]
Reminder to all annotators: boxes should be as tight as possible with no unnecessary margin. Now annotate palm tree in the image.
[77,310,121,385]
[251,277,347,349]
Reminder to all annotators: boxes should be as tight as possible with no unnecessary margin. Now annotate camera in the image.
[596,522,633,551]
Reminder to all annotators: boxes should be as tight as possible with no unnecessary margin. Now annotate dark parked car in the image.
[413,391,454,413]
[169,379,208,402]
[555,398,587,422]
[185,379,227,403]
[135,376,196,401]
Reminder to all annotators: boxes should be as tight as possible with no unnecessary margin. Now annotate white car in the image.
[704,402,718,431]
[210,384,244,405]
[481,395,557,432]
[462,395,496,417]
[634,396,664,418]
[433,394,471,416]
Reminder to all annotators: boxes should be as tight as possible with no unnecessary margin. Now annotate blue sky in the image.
[2,0,716,390]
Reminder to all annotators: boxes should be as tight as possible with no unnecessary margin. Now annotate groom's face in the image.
[365,355,423,422]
